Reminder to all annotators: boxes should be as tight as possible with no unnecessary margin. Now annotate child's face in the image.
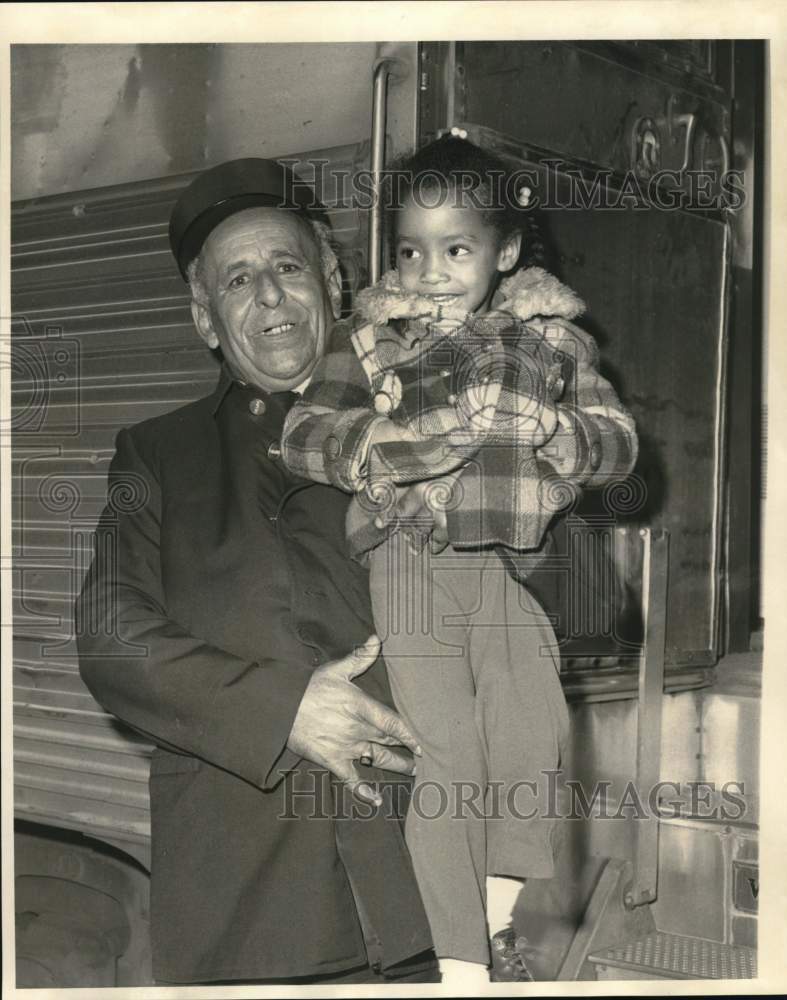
[395,196,520,316]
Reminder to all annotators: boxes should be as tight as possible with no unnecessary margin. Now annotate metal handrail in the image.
[626,527,670,908]
[368,59,396,285]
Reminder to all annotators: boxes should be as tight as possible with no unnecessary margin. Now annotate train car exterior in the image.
[9,37,764,986]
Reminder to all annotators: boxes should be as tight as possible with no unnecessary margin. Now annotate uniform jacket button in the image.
[267,441,281,460]
[249,398,266,416]
[447,393,458,406]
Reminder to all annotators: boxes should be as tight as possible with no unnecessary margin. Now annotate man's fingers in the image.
[395,482,431,521]
[366,746,418,776]
[430,506,449,553]
[341,764,383,807]
[369,733,414,747]
[369,706,422,756]
[338,635,381,680]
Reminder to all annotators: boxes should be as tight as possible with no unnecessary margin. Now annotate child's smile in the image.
[396,199,519,317]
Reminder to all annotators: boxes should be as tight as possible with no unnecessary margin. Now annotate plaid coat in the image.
[282,267,637,560]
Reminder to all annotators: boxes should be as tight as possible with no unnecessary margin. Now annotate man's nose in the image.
[255,270,284,308]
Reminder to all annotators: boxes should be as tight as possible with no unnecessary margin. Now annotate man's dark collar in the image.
[210,365,299,416]
[210,365,237,416]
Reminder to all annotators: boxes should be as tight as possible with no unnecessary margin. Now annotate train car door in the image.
[415,39,761,982]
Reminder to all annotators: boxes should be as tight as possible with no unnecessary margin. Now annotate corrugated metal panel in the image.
[11,141,370,860]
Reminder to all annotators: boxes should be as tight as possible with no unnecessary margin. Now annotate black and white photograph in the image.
[2,2,785,995]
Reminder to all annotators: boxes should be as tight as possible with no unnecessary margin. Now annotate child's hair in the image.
[383,134,550,271]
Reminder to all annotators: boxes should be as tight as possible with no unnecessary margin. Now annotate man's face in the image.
[193,208,340,392]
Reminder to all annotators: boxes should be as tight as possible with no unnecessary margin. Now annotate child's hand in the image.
[368,418,419,449]
[457,348,558,446]
[457,378,503,436]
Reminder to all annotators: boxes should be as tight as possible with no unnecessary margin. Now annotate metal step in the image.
[588,931,756,981]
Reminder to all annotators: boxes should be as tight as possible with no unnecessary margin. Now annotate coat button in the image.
[324,435,341,460]
[447,393,458,406]
[373,391,394,415]
[267,441,281,460]
[249,398,266,416]
[550,374,566,399]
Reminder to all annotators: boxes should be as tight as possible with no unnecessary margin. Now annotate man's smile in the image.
[253,321,298,338]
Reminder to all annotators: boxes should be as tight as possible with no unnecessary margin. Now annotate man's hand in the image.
[286,635,421,806]
[372,478,452,553]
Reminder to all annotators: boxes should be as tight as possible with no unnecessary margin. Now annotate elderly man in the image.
[76,158,437,985]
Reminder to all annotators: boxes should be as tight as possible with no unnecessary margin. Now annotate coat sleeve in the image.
[76,427,310,790]
[537,319,638,486]
[281,325,389,492]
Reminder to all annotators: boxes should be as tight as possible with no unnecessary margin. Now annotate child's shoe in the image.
[489,926,535,982]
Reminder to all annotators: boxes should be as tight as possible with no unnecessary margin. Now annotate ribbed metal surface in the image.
[11,143,370,859]
[13,641,154,856]
[589,931,756,979]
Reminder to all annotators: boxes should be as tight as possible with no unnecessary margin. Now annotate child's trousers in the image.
[368,530,570,967]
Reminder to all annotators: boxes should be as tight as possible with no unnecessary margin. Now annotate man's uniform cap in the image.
[169,157,325,280]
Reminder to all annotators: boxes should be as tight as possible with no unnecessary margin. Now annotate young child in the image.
[281,134,637,985]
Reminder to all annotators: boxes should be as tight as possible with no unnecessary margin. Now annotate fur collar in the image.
[354,266,586,327]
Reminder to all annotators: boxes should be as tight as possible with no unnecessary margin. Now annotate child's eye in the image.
[398,246,421,260]
[448,245,471,257]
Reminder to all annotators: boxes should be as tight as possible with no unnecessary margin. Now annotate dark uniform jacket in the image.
[76,367,433,984]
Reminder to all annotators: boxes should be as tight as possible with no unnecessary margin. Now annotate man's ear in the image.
[496,232,523,273]
[191,300,220,350]
[326,263,342,320]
